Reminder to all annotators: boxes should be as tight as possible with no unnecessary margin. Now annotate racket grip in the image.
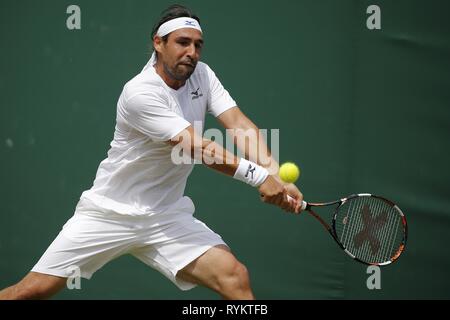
[301,200,307,211]
[287,195,308,211]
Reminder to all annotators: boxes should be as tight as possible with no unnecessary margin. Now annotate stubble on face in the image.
[163,58,197,81]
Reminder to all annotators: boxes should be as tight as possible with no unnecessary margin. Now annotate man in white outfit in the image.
[0,4,303,300]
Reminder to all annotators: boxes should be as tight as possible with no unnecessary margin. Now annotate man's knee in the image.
[218,260,251,292]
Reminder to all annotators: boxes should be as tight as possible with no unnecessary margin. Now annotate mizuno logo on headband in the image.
[157,17,202,38]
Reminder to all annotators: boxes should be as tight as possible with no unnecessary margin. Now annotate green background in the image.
[1,0,449,299]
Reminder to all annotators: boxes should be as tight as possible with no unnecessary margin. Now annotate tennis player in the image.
[0,4,303,300]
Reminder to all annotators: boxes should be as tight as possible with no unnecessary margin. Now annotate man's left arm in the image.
[217,106,303,204]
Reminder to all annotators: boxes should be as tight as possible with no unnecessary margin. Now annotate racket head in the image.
[331,194,407,266]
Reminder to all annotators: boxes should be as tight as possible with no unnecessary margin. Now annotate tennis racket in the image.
[289,193,408,266]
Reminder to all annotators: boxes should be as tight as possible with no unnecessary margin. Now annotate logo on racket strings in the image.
[354,204,388,255]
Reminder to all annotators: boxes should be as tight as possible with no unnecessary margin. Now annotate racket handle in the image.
[287,195,308,211]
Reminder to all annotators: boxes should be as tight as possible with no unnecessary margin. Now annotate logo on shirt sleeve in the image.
[191,87,204,100]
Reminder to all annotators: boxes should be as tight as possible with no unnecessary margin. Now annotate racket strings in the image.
[335,197,405,264]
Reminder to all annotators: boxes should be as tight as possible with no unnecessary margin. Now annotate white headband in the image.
[156,17,202,37]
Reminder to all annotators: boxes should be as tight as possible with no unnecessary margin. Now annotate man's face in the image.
[154,28,203,82]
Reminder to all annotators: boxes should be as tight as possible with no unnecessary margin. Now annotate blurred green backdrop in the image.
[1,0,449,299]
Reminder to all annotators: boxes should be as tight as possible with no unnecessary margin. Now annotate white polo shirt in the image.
[81,60,236,215]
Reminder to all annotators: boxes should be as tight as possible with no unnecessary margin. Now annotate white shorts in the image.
[31,196,227,290]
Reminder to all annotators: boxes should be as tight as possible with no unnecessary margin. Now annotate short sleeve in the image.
[120,92,191,141]
[206,65,237,117]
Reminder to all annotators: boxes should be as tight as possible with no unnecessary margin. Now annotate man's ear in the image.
[153,36,163,54]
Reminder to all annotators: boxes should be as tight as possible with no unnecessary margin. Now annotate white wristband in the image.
[233,158,269,187]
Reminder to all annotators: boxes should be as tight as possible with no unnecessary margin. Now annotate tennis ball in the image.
[279,162,300,183]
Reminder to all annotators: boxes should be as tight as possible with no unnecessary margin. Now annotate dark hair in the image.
[151,4,200,42]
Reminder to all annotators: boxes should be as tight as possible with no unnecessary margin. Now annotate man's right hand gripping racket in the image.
[290,193,408,266]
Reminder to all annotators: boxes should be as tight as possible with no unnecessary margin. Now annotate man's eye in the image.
[178,41,189,46]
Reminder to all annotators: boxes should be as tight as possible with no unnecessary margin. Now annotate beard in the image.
[163,60,197,82]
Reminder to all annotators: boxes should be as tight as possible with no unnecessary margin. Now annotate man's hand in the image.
[284,182,303,213]
[258,175,303,214]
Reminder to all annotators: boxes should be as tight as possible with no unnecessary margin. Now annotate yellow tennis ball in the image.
[279,162,300,183]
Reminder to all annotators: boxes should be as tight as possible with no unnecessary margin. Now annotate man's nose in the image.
[186,43,197,59]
